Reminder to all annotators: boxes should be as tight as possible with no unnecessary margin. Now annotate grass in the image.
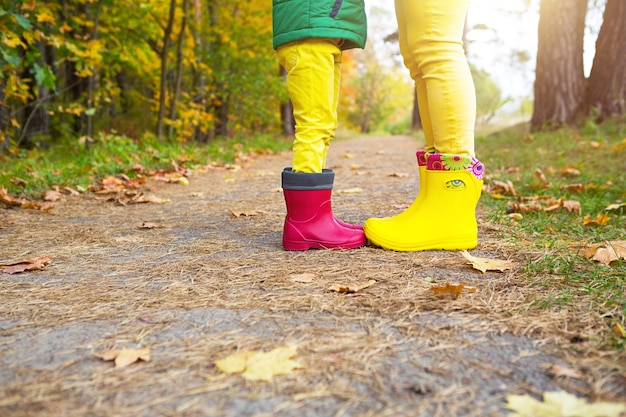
[0,131,292,197]
[476,116,626,348]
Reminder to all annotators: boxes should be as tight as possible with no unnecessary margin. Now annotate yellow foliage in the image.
[3,32,26,49]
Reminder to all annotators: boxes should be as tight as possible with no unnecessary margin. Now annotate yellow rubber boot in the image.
[364,154,484,251]
[365,151,427,227]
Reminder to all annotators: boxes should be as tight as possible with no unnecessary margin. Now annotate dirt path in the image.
[1,135,624,417]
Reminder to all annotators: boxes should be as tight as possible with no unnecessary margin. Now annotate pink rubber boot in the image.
[282,168,366,250]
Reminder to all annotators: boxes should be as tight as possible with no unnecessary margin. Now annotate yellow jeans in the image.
[277,39,342,173]
[394,0,476,156]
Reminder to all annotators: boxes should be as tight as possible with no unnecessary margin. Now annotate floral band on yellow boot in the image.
[364,153,484,252]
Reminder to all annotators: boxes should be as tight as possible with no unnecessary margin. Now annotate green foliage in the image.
[0,0,282,150]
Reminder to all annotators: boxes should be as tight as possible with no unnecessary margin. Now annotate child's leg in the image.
[395,0,476,156]
[277,39,342,173]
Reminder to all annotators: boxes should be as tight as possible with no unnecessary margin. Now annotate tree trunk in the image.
[86,0,103,143]
[0,81,8,152]
[585,0,626,121]
[168,0,190,139]
[156,0,177,140]
[531,0,587,131]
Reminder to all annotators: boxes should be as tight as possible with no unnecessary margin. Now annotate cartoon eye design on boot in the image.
[445,179,466,190]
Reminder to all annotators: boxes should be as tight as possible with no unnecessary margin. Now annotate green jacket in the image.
[272,0,367,51]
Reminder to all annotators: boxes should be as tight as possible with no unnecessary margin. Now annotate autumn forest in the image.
[1,0,626,153]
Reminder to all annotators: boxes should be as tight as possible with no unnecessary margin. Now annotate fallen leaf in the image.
[461,251,515,273]
[605,202,626,213]
[10,177,28,187]
[429,281,477,297]
[533,168,550,186]
[542,364,585,380]
[152,172,189,185]
[508,213,523,221]
[42,190,62,201]
[131,194,170,204]
[1,256,52,274]
[96,347,151,369]
[560,166,581,177]
[560,183,585,193]
[389,172,409,178]
[328,279,376,294]
[215,346,303,382]
[63,186,81,195]
[0,188,54,211]
[230,209,265,217]
[582,241,626,265]
[612,322,626,339]
[583,213,611,226]
[138,222,160,229]
[561,200,582,214]
[490,179,518,196]
[508,200,544,214]
[290,273,317,283]
[505,390,626,417]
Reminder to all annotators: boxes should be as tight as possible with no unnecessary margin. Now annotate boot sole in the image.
[366,233,477,252]
[283,238,366,251]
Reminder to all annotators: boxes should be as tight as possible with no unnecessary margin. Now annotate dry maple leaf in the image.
[533,168,550,185]
[230,209,265,217]
[583,213,611,226]
[42,190,62,202]
[584,240,626,265]
[542,364,585,380]
[1,256,52,274]
[560,183,585,193]
[328,279,376,294]
[138,222,160,229]
[429,281,477,297]
[0,188,54,211]
[97,347,151,369]
[131,194,170,205]
[490,179,518,196]
[560,166,581,177]
[461,251,515,273]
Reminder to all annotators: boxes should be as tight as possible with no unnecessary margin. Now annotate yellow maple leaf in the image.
[583,213,611,226]
[505,390,626,417]
[215,346,303,382]
[461,251,515,273]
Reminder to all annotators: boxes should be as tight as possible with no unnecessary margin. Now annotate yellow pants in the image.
[277,39,342,173]
[395,0,476,156]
